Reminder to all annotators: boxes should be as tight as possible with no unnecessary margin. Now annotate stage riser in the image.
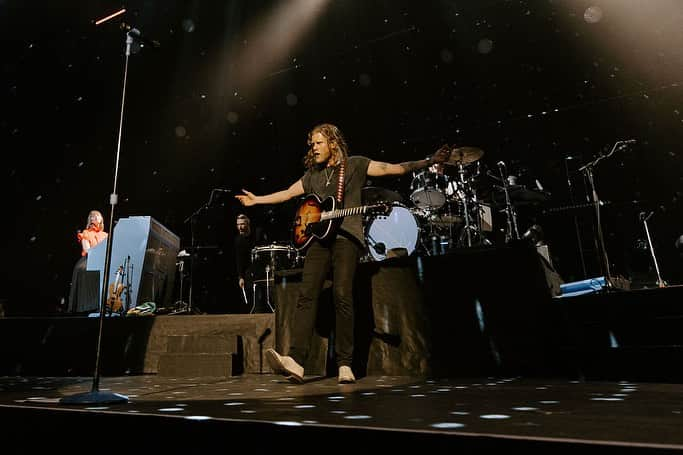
[145,314,274,376]
[273,245,683,381]
[272,244,562,378]
[559,285,683,382]
[0,314,275,377]
[1,246,683,381]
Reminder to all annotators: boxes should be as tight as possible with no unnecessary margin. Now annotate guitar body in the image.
[292,194,389,251]
[292,194,338,251]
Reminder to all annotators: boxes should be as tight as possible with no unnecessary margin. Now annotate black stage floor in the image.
[2,247,682,453]
[1,374,683,453]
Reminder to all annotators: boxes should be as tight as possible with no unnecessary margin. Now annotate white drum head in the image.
[366,205,418,261]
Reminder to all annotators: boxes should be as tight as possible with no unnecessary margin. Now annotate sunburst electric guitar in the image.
[292,194,389,251]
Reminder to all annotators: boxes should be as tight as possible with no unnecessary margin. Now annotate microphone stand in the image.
[61,24,154,405]
[640,211,667,288]
[179,189,223,314]
[577,141,623,290]
[564,156,588,278]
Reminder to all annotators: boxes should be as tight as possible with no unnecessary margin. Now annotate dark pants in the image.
[68,256,99,313]
[288,235,360,369]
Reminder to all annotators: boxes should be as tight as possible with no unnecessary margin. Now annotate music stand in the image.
[60,15,159,405]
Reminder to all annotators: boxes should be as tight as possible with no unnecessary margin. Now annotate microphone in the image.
[639,211,654,222]
[616,139,637,150]
[497,160,507,180]
[120,22,161,48]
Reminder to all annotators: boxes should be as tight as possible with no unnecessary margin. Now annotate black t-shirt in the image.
[301,155,371,246]
[234,227,266,280]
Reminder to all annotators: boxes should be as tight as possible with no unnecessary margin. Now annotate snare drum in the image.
[410,169,449,209]
[251,243,300,272]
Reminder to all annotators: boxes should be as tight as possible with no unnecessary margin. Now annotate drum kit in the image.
[362,146,497,260]
[248,146,550,270]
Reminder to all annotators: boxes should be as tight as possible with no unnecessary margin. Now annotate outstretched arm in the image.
[367,144,451,177]
[235,179,305,206]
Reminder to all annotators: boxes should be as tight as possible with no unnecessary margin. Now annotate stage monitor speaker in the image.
[87,216,180,311]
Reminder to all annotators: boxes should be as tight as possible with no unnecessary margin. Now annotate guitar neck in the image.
[320,205,374,221]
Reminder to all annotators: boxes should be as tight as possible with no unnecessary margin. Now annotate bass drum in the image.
[364,204,419,261]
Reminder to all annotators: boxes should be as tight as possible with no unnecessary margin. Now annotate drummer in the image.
[234,214,268,312]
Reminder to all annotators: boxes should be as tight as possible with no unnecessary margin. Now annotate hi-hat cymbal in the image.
[445,147,484,165]
[361,186,403,205]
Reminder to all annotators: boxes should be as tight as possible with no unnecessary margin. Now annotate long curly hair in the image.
[303,123,349,169]
[86,210,105,232]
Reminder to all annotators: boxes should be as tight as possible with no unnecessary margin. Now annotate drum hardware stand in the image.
[457,162,474,247]
[640,211,667,288]
[252,265,275,313]
[61,11,160,405]
[452,162,485,248]
[264,265,274,312]
[496,161,520,243]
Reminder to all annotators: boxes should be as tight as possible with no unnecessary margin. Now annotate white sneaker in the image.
[338,365,356,384]
[265,348,304,383]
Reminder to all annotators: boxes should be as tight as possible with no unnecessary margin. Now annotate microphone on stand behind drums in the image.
[497,160,507,179]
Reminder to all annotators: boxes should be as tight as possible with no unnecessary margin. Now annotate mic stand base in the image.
[602,275,631,293]
[169,301,201,315]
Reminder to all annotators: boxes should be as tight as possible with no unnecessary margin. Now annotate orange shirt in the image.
[77,228,108,256]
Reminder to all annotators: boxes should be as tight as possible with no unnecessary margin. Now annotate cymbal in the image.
[361,186,403,205]
[445,147,484,165]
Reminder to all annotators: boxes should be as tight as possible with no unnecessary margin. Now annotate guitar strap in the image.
[335,158,346,205]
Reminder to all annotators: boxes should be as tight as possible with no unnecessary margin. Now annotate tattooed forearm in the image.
[399,159,428,174]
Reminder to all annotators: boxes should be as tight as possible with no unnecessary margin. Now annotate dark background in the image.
[2,0,681,314]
